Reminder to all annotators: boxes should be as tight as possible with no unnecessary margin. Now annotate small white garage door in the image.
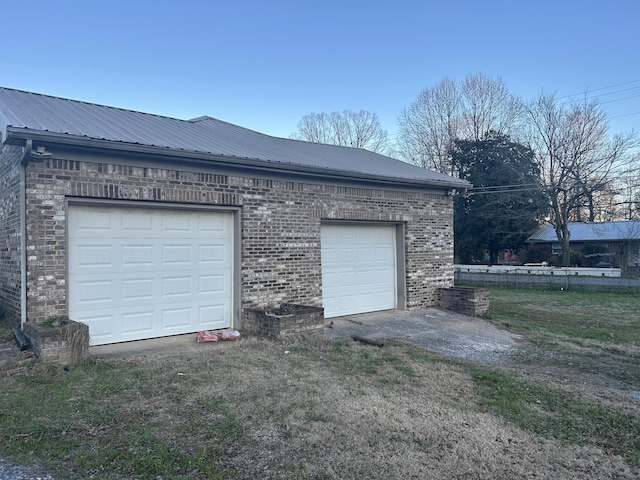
[68,205,233,345]
[321,224,397,318]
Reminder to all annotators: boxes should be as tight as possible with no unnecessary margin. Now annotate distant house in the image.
[527,221,640,276]
[0,87,469,346]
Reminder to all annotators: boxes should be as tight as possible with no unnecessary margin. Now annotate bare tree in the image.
[526,93,638,265]
[460,72,524,141]
[295,112,332,144]
[291,110,389,153]
[397,77,461,174]
[611,153,640,220]
[396,73,523,174]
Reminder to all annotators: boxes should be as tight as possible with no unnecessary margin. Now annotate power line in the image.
[559,87,640,106]
[610,111,640,119]
[586,86,640,99]
[467,184,546,196]
[470,183,541,191]
[599,94,640,106]
[467,179,640,196]
[555,80,640,100]
[559,92,640,109]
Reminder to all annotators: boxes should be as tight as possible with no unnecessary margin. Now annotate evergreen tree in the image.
[452,133,546,264]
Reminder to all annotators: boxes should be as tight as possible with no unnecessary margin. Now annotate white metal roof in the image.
[528,221,640,243]
[0,86,469,190]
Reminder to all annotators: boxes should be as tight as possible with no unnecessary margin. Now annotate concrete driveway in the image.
[89,308,522,364]
[325,308,523,364]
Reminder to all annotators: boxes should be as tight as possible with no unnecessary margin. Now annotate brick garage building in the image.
[0,87,469,345]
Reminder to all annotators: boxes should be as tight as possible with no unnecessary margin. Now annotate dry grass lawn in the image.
[2,287,640,479]
[199,337,636,479]
[3,333,638,479]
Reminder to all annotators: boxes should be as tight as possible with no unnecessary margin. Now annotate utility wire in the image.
[610,111,640,119]
[467,187,544,196]
[599,94,640,106]
[559,88,640,107]
[555,80,640,100]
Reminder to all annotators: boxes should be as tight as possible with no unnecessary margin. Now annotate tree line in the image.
[291,73,639,266]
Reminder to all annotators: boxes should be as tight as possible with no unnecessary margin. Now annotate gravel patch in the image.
[0,458,54,480]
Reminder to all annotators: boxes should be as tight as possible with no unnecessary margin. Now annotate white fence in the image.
[455,264,622,278]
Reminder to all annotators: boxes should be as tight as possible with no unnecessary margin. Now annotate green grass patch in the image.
[1,361,234,479]
[468,366,640,466]
[483,286,640,384]
[486,287,640,342]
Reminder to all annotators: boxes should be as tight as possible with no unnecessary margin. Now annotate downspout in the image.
[19,139,32,326]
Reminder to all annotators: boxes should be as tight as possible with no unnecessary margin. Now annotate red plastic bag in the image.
[220,329,240,341]
[196,330,219,343]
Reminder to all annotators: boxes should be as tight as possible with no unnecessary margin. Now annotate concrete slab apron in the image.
[325,308,522,364]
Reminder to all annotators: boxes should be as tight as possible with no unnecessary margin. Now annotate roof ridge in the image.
[188,115,391,154]
[187,115,283,139]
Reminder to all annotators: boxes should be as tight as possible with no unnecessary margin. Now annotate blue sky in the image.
[2,0,639,147]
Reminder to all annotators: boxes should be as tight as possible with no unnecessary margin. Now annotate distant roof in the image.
[527,221,640,243]
[0,86,469,190]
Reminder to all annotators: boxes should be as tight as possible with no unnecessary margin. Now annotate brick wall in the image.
[0,145,24,316]
[22,153,455,324]
[22,319,89,365]
[243,304,325,338]
[437,287,489,317]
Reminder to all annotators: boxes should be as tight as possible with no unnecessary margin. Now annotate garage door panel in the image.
[161,214,191,232]
[337,271,356,286]
[162,276,191,297]
[121,278,154,301]
[321,224,397,318]
[357,270,375,285]
[122,244,154,266]
[74,245,113,268]
[121,311,155,335]
[357,247,375,262]
[198,274,226,294]
[122,213,153,232]
[197,304,229,331]
[161,244,192,265]
[199,214,229,233]
[374,269,394,283]
[78,313,117,343]
[74,210,113,233]
[376,246,393,261]
[69,206,233,345]
[162,307,192,329]
[337,247,354,263]
[75,280,114,305]
[199,244,226,263]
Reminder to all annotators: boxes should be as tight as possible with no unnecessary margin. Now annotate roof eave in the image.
[6,127,471,191]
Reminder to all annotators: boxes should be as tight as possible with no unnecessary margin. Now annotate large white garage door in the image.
[68,205,233,345]
[321,224,397,318]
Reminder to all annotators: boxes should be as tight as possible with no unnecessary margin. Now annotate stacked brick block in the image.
[437,287,489,317]
[22,320,89,365]
[243,304,325,338]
